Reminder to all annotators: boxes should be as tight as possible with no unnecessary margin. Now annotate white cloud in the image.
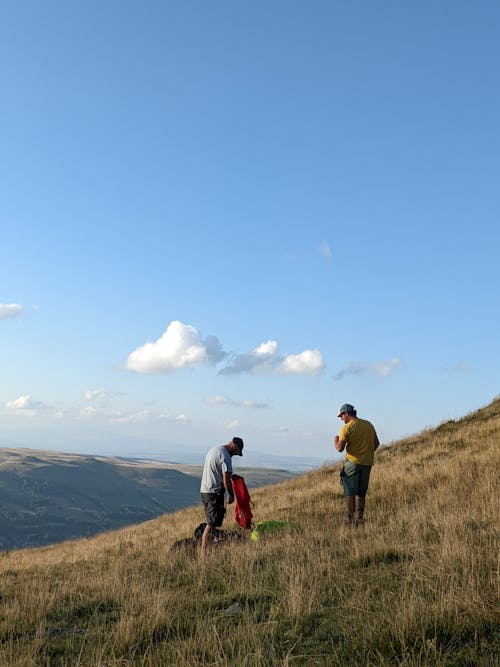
[220,340,324,376]
[0,303,23,320]
[205,395,233,406]
[334,357,401,381]
[125,321,323,377]
[6,395,32,410]
[81,389,124,411]
[84,388,108,402]
[108,409,153,424]
[5,394,51,417]
[372,358,401,377]
[255,340,278,358]
[6,394,31,410]
[317,241,332,259]
[126,321,226,373]
[219,419,240,431]
[281,350,324,375]
[205,395,272,409]
[80,405,98,417]
[106,409,189,425]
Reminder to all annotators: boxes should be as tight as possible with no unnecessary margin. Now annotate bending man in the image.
[334,403,380,525]
[200,437,244,550]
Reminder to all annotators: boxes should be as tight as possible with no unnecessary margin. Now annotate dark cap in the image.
[337,403,355,417]
[232,437,244,455]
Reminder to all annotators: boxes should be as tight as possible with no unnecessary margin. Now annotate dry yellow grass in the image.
[0,399,498,666]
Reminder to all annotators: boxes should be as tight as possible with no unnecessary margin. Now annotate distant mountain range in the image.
[0,428,326,471]
[130,449,326,471]
[0,447,299,550]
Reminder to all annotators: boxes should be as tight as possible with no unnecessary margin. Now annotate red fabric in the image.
[231,474,253,529]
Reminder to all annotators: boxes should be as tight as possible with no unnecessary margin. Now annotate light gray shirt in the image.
[200,446,232,494]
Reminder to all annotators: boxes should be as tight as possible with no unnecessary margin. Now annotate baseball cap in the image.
[337,403,355,417]
[232,437,244,455]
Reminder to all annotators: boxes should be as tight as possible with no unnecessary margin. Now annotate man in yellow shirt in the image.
[334,403,380,525]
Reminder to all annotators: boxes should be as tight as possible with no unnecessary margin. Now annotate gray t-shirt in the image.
[200,446,232,494]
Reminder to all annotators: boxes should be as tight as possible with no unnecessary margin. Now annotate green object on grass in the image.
[250,520,296,541]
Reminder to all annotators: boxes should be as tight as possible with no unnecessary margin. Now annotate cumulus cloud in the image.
[334,357,401,381]
[205,395,273,409]
[5,394,51,417]
[82,389,125,411]
[126,321,226,373]
[0,303,23,320]
[84,388,108,402]
[125,320,323,377]
[108,409,154,424]
[6,395,34,410]
[107,409,189,425]
[79,390,189,423]
[372,358,401,377]
[80,405,98,417]
[205,395,232,406]
[317,241,332,259]
[220,340,324,376]
[281,350,324,375]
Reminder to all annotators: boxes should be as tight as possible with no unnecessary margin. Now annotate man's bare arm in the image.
[334,435,346,453]
[223,471,234,503]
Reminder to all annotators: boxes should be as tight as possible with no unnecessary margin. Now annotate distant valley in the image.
[0,448,297,550]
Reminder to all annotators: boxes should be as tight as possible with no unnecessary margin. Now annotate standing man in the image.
[200,437,244,550]
[334,403,380,525]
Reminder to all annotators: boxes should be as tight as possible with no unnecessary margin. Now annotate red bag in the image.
[231,474,253,529]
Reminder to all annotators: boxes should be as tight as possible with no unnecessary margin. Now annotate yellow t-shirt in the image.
[340,418,377,466]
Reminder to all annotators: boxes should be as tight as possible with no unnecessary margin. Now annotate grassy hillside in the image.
[0,448,296,550]
[0,399,498,666]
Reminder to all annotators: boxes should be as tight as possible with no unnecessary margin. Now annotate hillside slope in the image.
[0,399,498,666]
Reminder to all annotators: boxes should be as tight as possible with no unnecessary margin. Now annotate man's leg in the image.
[345,495,355,524]
[201,493,217,551]
[201,524,214,551]
[355,466,371,525]
[342,461,359,524]
[201,492,225,551]
[356,496,365,524]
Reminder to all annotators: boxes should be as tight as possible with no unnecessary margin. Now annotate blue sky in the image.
[1,2,499,465]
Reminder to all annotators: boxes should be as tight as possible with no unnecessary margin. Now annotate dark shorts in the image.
[201,492,226,527]
[340,461,372,497]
